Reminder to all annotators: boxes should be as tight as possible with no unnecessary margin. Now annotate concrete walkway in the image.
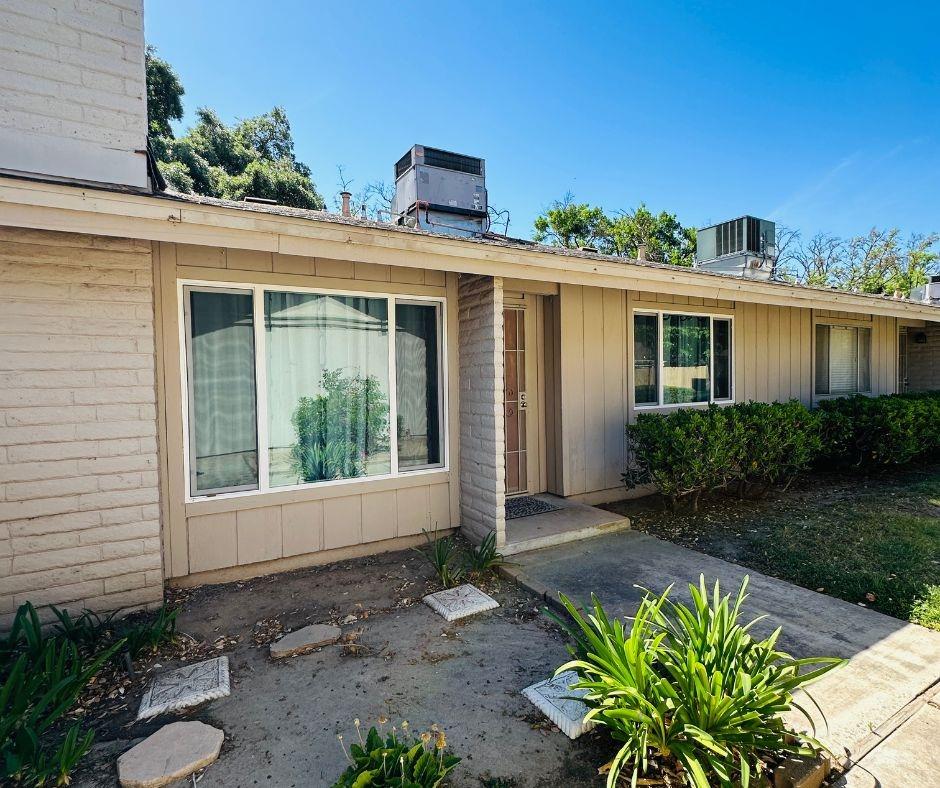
[506,530,940,779]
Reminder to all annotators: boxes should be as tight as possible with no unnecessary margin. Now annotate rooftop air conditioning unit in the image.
[390,145,487,238]
[910,274,940,304]
[694,216,777,280]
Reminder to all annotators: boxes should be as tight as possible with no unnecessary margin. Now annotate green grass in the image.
[606,464,940,630]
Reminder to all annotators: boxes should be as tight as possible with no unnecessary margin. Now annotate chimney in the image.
[637,243,648,261]
[340,191,352,217]
[0,0,149,189]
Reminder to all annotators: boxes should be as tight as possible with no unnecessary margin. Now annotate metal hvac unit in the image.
[695,216,777,280]
[391,145,488,238]
[910,274,940,304]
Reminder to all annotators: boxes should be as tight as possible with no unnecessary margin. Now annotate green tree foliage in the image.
[776,226,939,297]
[145,49,324,209]
[533,193,696,266]
[145,45,183,139]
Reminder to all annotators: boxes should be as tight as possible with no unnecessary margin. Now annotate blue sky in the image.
[145,0,940,241]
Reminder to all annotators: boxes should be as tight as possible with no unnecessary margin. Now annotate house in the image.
[1,1,939,623]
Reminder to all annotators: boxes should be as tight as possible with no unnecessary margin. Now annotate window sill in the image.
[185,467,450,516]
[634,399,735,412]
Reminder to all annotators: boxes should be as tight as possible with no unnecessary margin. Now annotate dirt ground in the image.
[71,543,610,787]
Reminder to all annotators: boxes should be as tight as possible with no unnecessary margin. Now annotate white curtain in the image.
[264,292,390,487]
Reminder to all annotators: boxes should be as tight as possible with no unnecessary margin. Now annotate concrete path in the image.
[835,690,940,787]
[507,530,940,774]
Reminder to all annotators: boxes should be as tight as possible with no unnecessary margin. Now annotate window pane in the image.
[662,314,710,404]
[713,318,732,400]
[815,324,830,394]
[187,289,258,494]
[858,328,872,392]
[634,314,658,405]
[396,302,442,469]
[829,326,859,394]
[265,292,390,487]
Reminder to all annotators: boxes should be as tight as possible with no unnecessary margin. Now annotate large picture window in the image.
[633,311,733,407]
[182,283,446,498]
[815,324,871,395]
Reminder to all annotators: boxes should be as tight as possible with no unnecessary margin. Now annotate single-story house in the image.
[2,1,939,622]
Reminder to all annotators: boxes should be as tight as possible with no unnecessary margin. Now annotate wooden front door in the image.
[504,306,527,494]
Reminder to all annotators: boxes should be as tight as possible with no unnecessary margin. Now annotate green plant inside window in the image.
[291,369,390,483]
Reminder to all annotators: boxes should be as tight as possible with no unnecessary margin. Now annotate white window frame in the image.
[633,308,735,410]
[179,279,449,502]
[814,323,872,397]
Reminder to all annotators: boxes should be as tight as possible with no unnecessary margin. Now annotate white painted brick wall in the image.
[0,227,162,625]
[0,0,148,188]
[457,274,507,546]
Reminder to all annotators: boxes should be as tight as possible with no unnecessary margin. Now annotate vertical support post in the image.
[457,274,507,546]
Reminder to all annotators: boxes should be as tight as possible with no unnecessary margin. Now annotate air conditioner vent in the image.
[422,147,483,176]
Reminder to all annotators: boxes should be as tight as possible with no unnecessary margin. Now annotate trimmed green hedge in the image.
[625,392,940,508]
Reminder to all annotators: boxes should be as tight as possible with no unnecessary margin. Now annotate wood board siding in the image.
[155,242,460,582]
[556,287,899,499]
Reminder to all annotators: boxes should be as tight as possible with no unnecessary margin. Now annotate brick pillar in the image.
[457,274,506,547]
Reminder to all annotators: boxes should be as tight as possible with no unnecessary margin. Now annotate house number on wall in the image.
[519,391,527,409]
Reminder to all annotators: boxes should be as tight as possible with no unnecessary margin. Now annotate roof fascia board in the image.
[2,177,939,322]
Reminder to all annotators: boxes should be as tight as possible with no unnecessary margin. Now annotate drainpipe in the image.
[340,191,352,217]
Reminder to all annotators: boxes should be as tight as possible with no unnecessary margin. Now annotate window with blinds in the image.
[815,324,872,396]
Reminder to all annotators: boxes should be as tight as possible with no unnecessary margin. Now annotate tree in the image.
[533,194,696,265]
[776,226,939,296]
[533,193,610,249]
[606,204,696,266]
[145,49,324,210]
[145,46,183,139]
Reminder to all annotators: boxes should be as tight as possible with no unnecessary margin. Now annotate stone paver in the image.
[522,669,595,739]
[117,721,223,788]
[422,583,499,621]
[269,623,342,658]
[137,656,230,720]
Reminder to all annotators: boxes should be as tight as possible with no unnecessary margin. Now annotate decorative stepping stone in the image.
[270,623,342,659]
[117,720,223,787]
[422,583,499,621]
[522,669,595,739]
[137,656,230,721]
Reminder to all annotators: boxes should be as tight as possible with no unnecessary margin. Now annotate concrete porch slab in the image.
[502,494,631,555]
[505,530,940,766]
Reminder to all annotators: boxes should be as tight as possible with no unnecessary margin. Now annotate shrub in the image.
[625,401,822,508]
[625,405,740,510]
[818,392,940,468]
[333,719,460,787]
[729,401,822,495]
[552,577,843,788]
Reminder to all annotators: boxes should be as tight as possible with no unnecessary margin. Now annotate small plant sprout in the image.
[415,529,465,588]
[466,531,508,576]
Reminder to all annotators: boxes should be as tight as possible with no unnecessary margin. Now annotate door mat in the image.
[506,496,561,520]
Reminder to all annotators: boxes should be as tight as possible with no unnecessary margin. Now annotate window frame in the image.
[179,279,449,502]
[632,308,735,410]
[813,322,873,398]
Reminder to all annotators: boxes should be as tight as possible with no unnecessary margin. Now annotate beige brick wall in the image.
[457,274,506,546]
[0,0,148,187]
[907,326,940,392]
[0,227,162,625]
